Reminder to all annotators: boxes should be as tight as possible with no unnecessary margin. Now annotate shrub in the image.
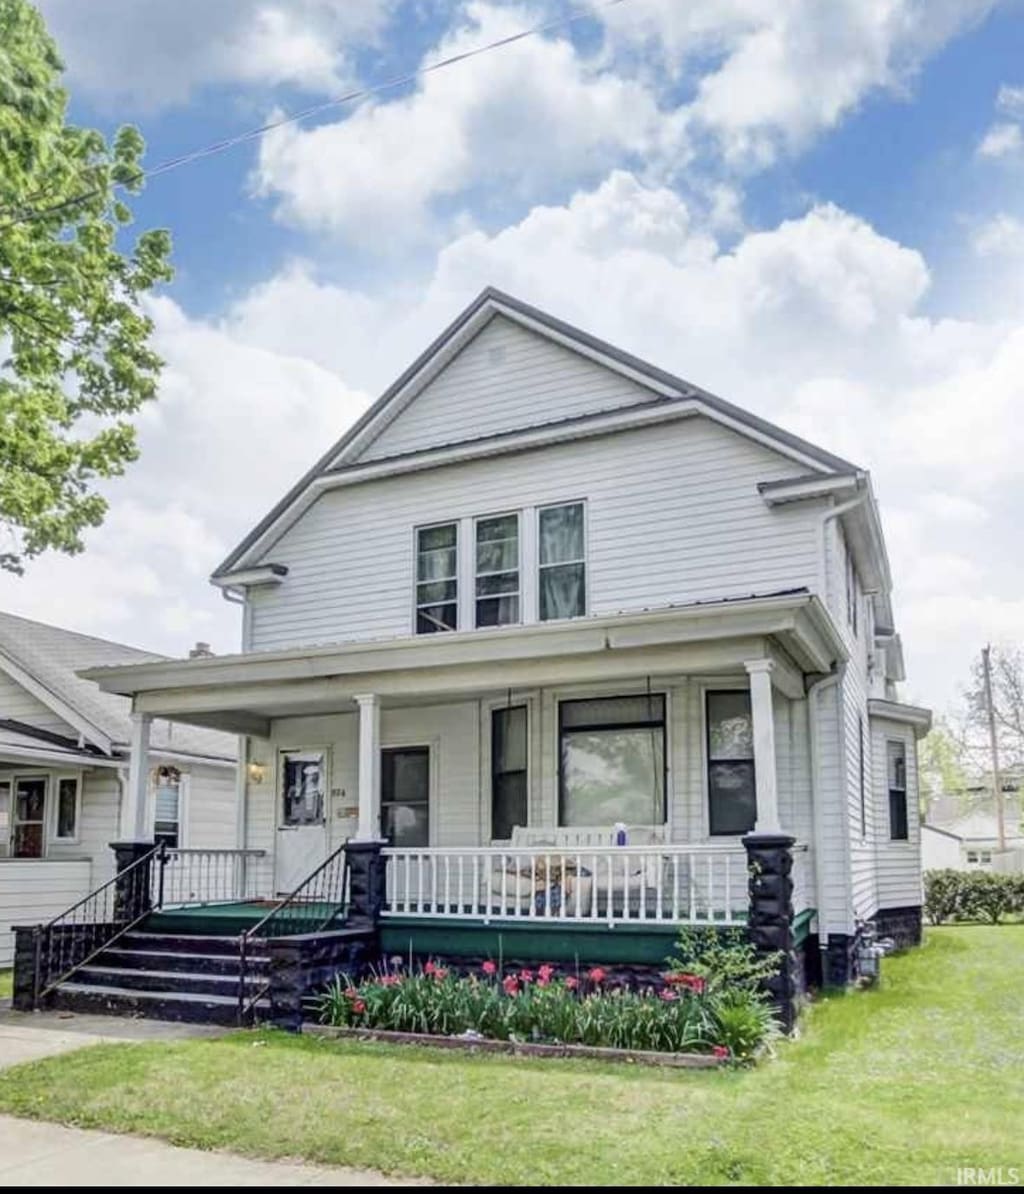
[958,871,1016,924]
[667,926,782,994]
[317,960,775,1060]
[924,869,965,924]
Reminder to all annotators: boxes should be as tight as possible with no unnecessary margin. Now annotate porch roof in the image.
[80,591,846,737]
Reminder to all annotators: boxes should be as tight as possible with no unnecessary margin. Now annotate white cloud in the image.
[37,0,397,109]
[972,213,1024,257]
[254,2,685,244]
[596,0,995,164]
[978,122,1024,159]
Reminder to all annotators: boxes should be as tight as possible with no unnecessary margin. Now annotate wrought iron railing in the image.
[237,842,350,1023]
[33,843,163,1001]
[155,848,269,906]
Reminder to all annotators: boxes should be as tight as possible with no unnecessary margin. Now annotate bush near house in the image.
[318,930,781,1061]
[923,868,1024,924]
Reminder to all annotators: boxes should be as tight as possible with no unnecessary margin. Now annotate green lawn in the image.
[0,927,1020,1185]
[0,969,11,999]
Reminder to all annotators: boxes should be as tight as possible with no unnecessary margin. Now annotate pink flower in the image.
[565,977,578,991]
[659,989,678,1002]
[502,975,520,996]
[519,968,534,984]
[423,961,437,976]
[666,972,705,994]
[344,986,359,999]
[352,1000,366,1014]
[379,974,401,987]
[587,967,606,984]
[481,960,497,976]
[431,967,449,981]
[537,964,555,983]
[712,1045,729,1059]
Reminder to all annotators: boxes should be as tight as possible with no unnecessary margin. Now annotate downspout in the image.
[806,666,844,951]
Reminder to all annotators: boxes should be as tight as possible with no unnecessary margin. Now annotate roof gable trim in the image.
[0,649,114,755]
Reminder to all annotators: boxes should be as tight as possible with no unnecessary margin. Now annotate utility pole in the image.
[981,644,1006,851]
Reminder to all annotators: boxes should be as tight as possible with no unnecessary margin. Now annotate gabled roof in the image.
[212,287,861,581]
[0,611,236,761]
[924,808,1024,844]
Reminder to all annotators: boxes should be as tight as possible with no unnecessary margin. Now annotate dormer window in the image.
[416,523,459,634]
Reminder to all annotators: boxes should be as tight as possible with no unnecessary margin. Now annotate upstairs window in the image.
[707,691,757,836]
[476,513,520,627]
[887,740,909,841]
[416,522,458,634]
[539,502,586,621]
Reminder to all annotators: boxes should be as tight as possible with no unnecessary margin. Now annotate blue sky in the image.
[4,0,1024,715]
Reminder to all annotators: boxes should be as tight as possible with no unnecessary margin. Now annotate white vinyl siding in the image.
[357,315,663,463]
[871,717,922,908]
[45,769,120,888]
[0,858,93,965]
[247,417,820,652]
[0,669,78,738]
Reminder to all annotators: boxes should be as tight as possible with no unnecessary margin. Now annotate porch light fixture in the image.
[247,761,267,785]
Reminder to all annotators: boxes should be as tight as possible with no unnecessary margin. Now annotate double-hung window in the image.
[416,523,458,634]
[54,774,81,842]
[154,767,182,848]
[491,705,528,840]
[707,691,756,835]
[887,740,908,841]
[475,513,520,627]
[538,502,586,621]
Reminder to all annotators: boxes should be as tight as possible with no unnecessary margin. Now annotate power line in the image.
[1,0,629,232]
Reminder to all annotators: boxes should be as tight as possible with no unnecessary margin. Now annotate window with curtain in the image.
[55,775,80,841]
[416,522,458,634]
[12,776,46,857]
[707,691,756,835]
[154,768,182,847]
[887,740,909,841]
[281,753,324,826]
[381,747,430,847]
[559,694,665,827]
[476,513,520,627]
[491,705,528,839]
[539,502,586,621]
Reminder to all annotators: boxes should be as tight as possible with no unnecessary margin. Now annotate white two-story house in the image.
[35,288,930,1025]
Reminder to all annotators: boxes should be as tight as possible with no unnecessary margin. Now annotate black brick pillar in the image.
[109,840,157,922]
[743,831,798,1033]
[344,839,387,932]
[11,925,41,1010]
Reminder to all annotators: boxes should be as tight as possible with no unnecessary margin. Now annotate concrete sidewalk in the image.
[0,1116,423,1186]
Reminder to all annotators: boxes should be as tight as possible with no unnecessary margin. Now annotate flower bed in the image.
[317,948,779,1061]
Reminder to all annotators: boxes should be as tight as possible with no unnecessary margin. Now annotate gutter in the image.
[807,665,847,942]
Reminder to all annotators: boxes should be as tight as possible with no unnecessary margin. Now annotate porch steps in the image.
[48,931,269,1026]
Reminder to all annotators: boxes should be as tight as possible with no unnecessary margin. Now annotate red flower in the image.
[666,972,706,994]
[565,977,578,991]
[481,960,497,976]
[423,961,437,976]
[587,967,606,984]
[712,1045,729,1059]
[537,964,555,983]
[502,975,520,996]
[352,1000,366,1014]
[519,968,534,984]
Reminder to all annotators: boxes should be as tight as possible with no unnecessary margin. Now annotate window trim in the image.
[490,704,529,842]
[557,691,668,828]
[413,520,459,635]
[152,765,187,849]
[474,509,521,629]
[537,499,588,622]
[380,743,432,848]
[10,773,48,858]
[704,688,757,838]
[886,738,909,842]
[52,771,82,843]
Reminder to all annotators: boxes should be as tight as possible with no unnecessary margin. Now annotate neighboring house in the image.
[19,288,930,1025]
[0,613,237,964]
[921,798,1024,872]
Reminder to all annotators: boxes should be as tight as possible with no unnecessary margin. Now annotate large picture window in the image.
[476,513,520,627]
[491,705,528,840]
[887,740,909,841]
[539,502,586,621]
[559,694,666,827]
[416,522,458,634]
[706,691,756,836]
[381,747,429,847]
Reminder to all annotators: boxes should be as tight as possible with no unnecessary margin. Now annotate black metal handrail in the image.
[35,843,165,1001]
[237,842,350,1023]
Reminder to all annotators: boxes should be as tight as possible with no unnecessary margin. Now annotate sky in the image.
[3,0,1024,718]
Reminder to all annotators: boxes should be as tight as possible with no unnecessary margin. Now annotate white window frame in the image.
[151,766,188,849]
[51,771,83,844]
[380,735,438,847]
[481,696,535,842]
[537,499,588,622]
[412,520,460,635]
[701,683,758,840]
[10,772,49,858]
[473,509,521,629]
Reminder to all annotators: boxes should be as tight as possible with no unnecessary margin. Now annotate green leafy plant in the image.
[924,869,965,924]
[924,869,1022,925]
[317,960,776,1061]
[667,926,782,994]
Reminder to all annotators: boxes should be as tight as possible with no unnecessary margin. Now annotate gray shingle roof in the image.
[0,611,236,761]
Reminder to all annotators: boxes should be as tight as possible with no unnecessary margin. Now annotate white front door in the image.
[275,751,328,894]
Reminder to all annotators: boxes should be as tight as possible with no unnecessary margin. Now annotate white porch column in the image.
[354,693,382,841]
[744,659,781,834]
[125,711,153,840]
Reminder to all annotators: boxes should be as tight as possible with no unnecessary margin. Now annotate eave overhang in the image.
[867,697,932,737]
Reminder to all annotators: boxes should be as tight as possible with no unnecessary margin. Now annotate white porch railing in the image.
[154,848,269,907]
[382,844,749,927]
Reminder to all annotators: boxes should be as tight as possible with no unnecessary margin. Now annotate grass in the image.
[0,926,1020,1185]
[0,969,11,999]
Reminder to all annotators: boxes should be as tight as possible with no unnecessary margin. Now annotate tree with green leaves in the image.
[0,0,172,573]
